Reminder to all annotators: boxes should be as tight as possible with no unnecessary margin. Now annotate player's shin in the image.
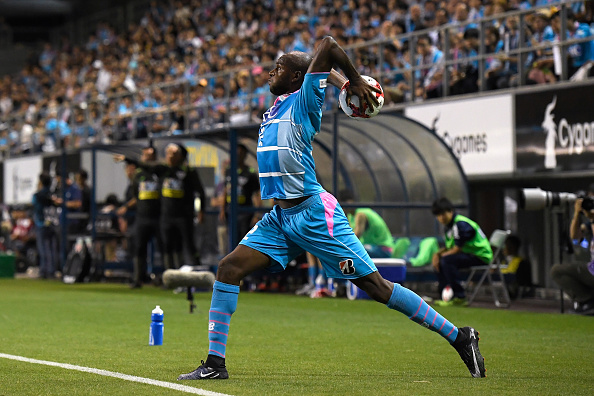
[207,281,240,362]
[386,283,458,343]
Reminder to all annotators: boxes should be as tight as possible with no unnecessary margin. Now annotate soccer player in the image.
[178,36,485,380]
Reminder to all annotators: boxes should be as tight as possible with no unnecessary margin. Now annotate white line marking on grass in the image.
[0,353,233,396]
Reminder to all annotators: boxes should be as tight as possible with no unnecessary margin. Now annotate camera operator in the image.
[551,187,594,315]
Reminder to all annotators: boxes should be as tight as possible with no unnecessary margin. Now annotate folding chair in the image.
[465,229,512,308]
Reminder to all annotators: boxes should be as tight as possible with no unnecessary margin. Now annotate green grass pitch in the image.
[1,278,593,395]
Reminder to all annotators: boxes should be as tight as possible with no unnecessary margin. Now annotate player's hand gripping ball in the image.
[338,75,384,119]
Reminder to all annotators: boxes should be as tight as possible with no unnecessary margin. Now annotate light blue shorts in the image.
[240,192,377,279]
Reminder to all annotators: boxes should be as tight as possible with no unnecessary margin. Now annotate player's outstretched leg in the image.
[178,280,238,380]
[385,282,486,378]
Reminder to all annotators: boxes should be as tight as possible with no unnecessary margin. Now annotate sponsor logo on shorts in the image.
[339,259,355,275]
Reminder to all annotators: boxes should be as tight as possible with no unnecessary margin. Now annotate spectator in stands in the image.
[431,197,493,306]
[1,0,593,144]
[549,8,593,78]
[468,0,485,21]
[405,4,425,33]
[32,173,58,279]
[415,33,445,99]
[435,7,451,27]
[382,42,411,104]
[72,110,97,147]
[210,83,228,125]
[484,25,506,90]
[450,27,480,95]
[551,191,594,315]
[451,2,471,33]
[526,8,556,84]
[495,14,525,89]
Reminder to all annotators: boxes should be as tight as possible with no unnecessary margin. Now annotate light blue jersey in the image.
[257,72,329,199]
[241,72,378,279]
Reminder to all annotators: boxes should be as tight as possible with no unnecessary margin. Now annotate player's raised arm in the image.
[308,36,379,108]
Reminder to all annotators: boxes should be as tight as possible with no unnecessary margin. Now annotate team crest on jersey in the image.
[176,170,186,179]
[339,259,355,275]
[262,94,289,124]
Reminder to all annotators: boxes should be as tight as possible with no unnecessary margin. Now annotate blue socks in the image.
[208,281,240,358]
[308,265,320,285]
[207,281,457,361]
[386,283,458,343]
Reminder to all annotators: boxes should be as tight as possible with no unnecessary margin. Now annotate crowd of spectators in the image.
[0,0,593,158]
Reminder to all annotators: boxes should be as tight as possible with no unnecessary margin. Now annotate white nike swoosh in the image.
[199,371,220,378]
[471,344,481,377]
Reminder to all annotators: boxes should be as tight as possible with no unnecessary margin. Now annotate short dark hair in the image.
[463,28,480,40]
[431,197,454,215]
[39,172,52,188]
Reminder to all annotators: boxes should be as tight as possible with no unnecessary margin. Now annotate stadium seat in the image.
[464,229,512,308]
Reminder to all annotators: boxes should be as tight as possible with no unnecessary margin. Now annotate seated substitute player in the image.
[177,36,486,381]
[431,197,493,306]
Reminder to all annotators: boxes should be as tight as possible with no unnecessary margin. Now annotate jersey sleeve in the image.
[454,220,476,247]
[293,72,329,141]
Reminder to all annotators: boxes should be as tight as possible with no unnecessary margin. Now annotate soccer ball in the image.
[441,285,454,302]
[338,75,384,119]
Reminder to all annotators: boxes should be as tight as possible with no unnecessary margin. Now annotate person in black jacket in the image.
[115,142,205,271]
[119,145,163,288]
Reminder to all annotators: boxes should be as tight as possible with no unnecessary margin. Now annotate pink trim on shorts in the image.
[320,192,338,237]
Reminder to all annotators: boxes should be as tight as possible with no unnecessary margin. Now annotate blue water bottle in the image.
[149,305,164,346]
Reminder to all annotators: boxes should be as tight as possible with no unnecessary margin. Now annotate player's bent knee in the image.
[216,257,246,283]
[351,273,393,304]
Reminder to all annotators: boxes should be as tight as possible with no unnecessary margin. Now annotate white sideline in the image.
[0,353,233,396]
